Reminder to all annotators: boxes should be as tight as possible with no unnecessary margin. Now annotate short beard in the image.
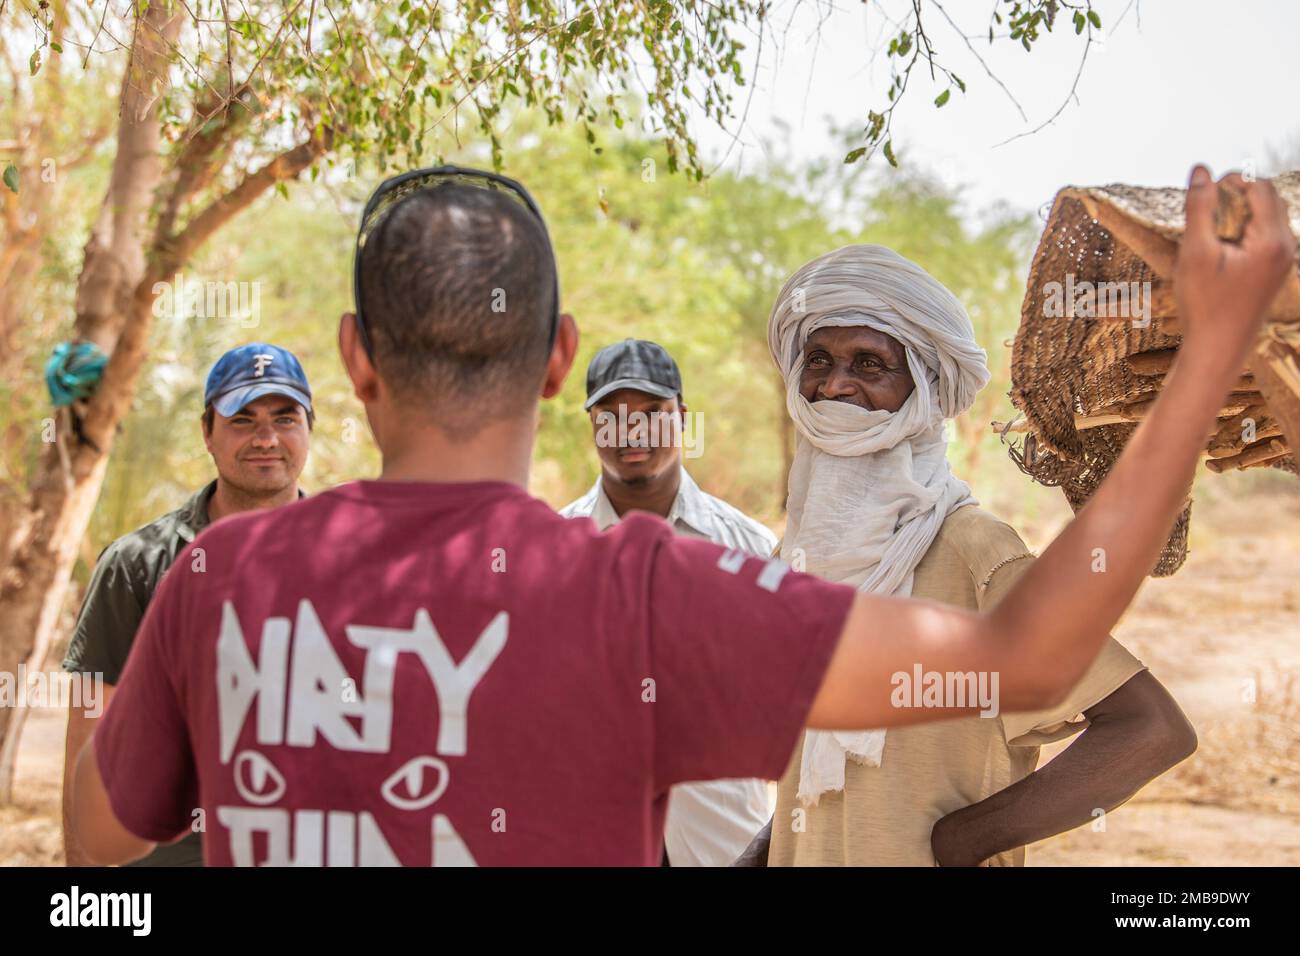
[219,472,296,509]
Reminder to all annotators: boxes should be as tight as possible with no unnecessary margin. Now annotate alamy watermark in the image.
[152,272,261,328]
[0,666,104,716]
[890,663,999,717]
[50,886,150,936]
[593,406,705,459]
[1043,273,1152,328]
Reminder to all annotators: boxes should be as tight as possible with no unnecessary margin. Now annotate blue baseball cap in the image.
[204,343,313,418]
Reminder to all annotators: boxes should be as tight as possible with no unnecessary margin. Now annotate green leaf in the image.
[843,147,866,164]
[883,140,897,167]
[275,181,289,200]
[29,50,41,76]
[934,89,950,108]
[1074,11,1085,33]
[50,41,63,54]
[3,162,18,194]
[1088,10,1102,28]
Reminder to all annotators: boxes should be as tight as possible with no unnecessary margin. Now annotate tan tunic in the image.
[769,504,1145,867]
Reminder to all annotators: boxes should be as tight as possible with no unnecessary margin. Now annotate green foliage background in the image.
[4,106,1132,581]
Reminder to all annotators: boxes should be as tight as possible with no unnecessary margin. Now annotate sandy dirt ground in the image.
[2,478,1297,866]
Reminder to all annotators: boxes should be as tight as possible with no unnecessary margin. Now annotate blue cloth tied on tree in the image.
[45,341,108,407]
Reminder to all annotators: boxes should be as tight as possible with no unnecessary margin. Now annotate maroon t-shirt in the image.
[95,480,854,866]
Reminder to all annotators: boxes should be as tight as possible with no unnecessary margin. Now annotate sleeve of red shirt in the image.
[93,552,200,843]
[621,515,856,791]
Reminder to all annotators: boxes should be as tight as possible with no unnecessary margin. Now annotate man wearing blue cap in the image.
[60,342,313,866]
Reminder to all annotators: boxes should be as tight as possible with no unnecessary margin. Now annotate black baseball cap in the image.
[584,338,683,411]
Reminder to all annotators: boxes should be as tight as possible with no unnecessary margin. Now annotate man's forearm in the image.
[72,737,156,866]
[988,172,1295,712]
[812,357,1254,726]
[932,712,1193,865]
[989,345,1246,711]
[62,707,98,866]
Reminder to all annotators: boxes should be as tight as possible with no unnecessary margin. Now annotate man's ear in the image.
[201,415,214,455]
[540,312,579,400]
[339,313,380,404]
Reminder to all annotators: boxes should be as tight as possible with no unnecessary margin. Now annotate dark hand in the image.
[930,810,987,868]
[1176,168,1296,365]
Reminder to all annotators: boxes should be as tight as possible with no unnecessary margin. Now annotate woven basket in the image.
[1006,172,1300,576]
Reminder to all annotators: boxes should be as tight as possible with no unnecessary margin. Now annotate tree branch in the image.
[931,0,1027,122]
[79,125,332,455]
[151,124,334,280]
[153,82,256,246]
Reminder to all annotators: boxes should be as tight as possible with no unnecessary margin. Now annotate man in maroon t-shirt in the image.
[71,165,1295,866]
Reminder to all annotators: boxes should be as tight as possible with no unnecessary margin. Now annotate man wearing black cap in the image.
[61,342,313,866]
[561,339,777,866]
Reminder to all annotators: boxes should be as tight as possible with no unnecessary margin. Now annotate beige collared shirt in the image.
[560,468,779,866]
[767,504,1145,866]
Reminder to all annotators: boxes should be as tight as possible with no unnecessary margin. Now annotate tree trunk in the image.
[0,1,183,803]
[0,1,334,801]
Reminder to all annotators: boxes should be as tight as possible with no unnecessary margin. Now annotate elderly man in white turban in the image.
[734,245,1198,867]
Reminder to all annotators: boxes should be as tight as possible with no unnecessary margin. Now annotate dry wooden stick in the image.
[1208,404,1272,453]
[1215,181,1252,241]
[1126,349,1179,376]
[1241,453,1293,471]
[991,385,1274,439]
[1080,282,1177,323]
[990,419,1029,434]
[1077,398,1252,430]
[1208,424,1283,458]
[1248,333,1300,451]
[1216,180,1300,319]
[1125,354,1256,394]
[1126,349,1254,389]
[1077,193,1179,279]
[1205,438,1291,473]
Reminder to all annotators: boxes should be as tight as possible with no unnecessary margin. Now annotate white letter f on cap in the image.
[252,354,274,377]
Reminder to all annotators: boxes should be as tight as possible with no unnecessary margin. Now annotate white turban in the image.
[767,244,990,806]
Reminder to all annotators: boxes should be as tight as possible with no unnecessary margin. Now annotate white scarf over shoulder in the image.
[767,245,990,807]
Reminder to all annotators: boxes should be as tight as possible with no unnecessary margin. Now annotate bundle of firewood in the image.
[995,172,1300,575]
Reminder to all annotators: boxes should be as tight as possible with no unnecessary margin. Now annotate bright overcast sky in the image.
[694,0,1300,217]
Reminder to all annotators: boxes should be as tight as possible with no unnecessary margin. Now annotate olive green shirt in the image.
[63,482,217,867]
